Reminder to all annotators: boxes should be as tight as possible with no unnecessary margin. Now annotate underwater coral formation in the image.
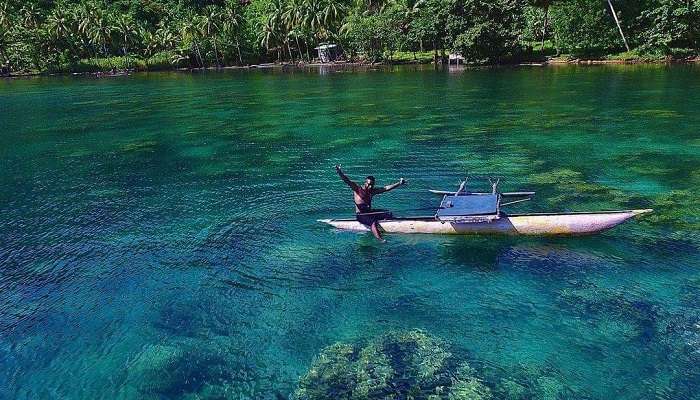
[293,329,604,400]
[293,329,492,400]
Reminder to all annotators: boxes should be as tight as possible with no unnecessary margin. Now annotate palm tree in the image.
[20,4,41,29]
[74,3,96,57]
[319,0,347,29]
[301,0,347,46]
[260,0,287,61]
[284,0,307,60]
[45,8,73,43]
[114,15,138,65]
[302,0,324,40]
[88,9,113,56]
[142,29,159,58]
[529,0,556,51]
[180,12,204,67]
[260,18,283,61]
[222,1,245,64]
[201,6,222,67]
[156,25,177,50]
[287,29,306,61]
[45,6,82,59]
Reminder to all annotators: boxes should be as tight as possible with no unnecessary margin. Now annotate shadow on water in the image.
[394,233,640,274]
[435,236,519,272]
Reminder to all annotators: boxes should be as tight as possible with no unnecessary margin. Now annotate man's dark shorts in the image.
[356,210,393,226]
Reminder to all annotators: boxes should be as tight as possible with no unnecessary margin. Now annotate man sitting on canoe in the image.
[335,165,406,242]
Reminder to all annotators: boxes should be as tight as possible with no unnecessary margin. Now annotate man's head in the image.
[364,176,375,189]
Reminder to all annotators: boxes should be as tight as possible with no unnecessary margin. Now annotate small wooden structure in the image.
[448,53,464,66]
[0,62,10,77]
[315,44,341,63]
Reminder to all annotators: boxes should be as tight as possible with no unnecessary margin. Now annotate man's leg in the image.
[370,221,385,242]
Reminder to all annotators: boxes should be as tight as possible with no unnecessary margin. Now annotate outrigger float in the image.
[320,179,652,236]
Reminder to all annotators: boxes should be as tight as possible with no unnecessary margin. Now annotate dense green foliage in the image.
[548,0,620,55]
[446,0,525,64]
[0,0,698,73]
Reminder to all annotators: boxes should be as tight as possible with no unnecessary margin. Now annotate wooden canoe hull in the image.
[319,209,652,236]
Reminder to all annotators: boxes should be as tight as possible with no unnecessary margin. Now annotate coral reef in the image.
[293,329,590,400]
[293,329,491,400]
[643,189,700,233]
[528,168,633,209]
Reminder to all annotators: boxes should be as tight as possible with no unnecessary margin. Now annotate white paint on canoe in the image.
[318,209,652,236]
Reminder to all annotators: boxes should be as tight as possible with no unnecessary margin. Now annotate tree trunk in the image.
[194,42,204,67]
[207,25,219,67]
[0,48,8,74]
[236,39,243,64]
[295,37,303,61]
[433,40,438,64]
[606,0,630,51]
[287,41,294,62]
[213,38,220,67]
[123,35,129,68]
[541,5,549,51]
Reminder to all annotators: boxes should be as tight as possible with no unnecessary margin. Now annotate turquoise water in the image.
[1,65,699,399]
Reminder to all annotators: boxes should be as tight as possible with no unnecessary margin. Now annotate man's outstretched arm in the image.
[335,165,359,190]
[373,178,407,194]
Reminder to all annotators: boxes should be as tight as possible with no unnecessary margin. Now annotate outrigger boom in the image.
[321,180,652,236]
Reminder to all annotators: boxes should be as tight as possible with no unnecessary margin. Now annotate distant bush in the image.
[145,51,179,70]
[48,52,181,74]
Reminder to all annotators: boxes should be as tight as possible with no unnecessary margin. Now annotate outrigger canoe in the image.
[319,209,651,236]
[320,181,652,236]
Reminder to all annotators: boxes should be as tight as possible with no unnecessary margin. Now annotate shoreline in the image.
[3,56,699,79]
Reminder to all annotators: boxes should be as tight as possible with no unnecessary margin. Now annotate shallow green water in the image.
[1,65,699,399]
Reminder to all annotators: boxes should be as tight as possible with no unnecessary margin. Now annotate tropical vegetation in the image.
[0,0,698,74]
